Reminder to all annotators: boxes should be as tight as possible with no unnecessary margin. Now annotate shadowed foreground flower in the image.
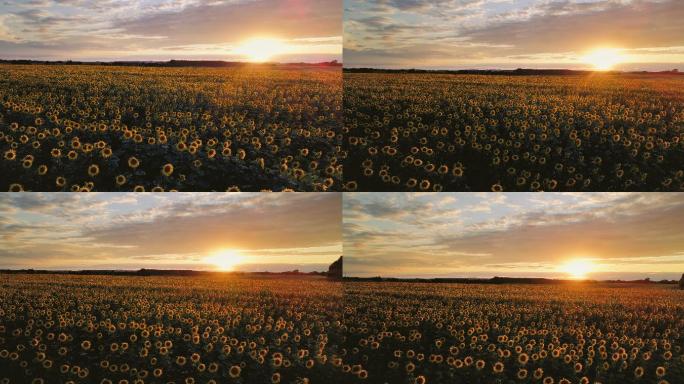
[88,164,100,177]
[8,183,23,192]
[128,157,140,169]
[229,365,241,378]
[162,163,174,176]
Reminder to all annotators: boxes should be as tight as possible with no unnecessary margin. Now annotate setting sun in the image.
[561,259,595,279]
[581,48,625,71]
[206,249,245,271]
[234,38,291,62]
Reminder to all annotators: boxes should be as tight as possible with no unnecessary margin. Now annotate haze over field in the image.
[0,0,341,62]
[0,193,342,272]
[344,193,684,280]
[344,0,684,71]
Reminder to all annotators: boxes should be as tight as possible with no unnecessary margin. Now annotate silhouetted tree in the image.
[679,274,684,290]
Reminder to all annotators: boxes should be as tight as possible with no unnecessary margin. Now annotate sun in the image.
[234,38,290,62]
[581,48,625,71]
[206,249,244,271]
[562,259,595,280]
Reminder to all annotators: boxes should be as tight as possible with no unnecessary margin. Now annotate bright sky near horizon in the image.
[344,193,684,280]
[344,0,684,71]
[0,193,342,272]
[0,0,341,62]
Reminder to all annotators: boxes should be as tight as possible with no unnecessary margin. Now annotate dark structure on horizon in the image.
[327,256,342,279]
[679,274,684,290]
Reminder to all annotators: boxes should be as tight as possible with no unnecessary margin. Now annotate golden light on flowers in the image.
[345,72,684,191]
[561,259,595,279]
[206,249,245,271]
[234,38,292,62]
[581,48,626,71]
[0,274,344,384]
[0,64,341,192]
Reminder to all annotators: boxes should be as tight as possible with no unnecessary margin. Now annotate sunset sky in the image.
[344,193,684,280]
[0,0,341,62]
[344,0,684,70]
[0,193,341,272]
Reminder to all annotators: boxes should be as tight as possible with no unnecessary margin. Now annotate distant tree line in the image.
[0,269,328,277]
[343,276,681,285]
[343,67,683,76]
[0,59,342,68]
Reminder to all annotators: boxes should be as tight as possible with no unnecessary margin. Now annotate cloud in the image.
[0,0,341,61]
[84,194,341,254]
[465,0,684,55]
[344,0,684,69]
[0,193,342,271]
[343,193,684,278]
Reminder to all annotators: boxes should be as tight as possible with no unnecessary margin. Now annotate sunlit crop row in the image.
[0,64,342,191]
[340,282,683,383]
[0,274,343,383]
[344,73,684,191]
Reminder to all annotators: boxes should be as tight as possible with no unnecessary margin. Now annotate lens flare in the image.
[581,48,625,71]
[206,249,245,271]
[562,259,595,279]
[234,38,291,62]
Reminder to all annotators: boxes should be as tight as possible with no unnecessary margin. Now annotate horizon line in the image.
[0,268,332,274]
[343,66,682,73]
[0,58,342,64]
[343,275,680,282]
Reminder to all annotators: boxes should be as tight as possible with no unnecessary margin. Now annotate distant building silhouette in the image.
[679,273,684,290]
[328,256,342,279]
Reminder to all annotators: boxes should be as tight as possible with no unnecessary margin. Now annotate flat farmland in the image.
[0,64,342,192]
[0,274,344,384]
[341,282,684,384]
[344,72,684,192]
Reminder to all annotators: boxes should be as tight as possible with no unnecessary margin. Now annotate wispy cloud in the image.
[0,0,341,61]
[0,193,342,271]
[343,193,684,279]
[344,0,684,70]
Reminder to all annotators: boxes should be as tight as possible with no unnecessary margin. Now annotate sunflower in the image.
[162,163,174,176]
[88,164,100,177]
[229,365,241,378]
[8,183,23,192]
[128,156,140,169]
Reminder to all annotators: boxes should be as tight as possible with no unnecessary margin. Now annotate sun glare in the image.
[562,259,595,280]
[581,48,625,71]
[234,38,290,62]
[206,249,245,271]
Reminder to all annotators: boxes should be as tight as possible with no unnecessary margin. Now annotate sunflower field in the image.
[0,274,344,383]
[339,282,684,384]
[344,72,684,191]
[0,64,342,191]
